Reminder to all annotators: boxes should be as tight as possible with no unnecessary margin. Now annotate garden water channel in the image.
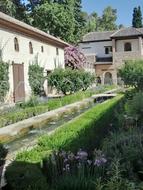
[0,91,118,158]
[0,91,118,188]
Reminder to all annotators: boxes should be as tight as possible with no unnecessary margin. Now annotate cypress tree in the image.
[132,6,142,28]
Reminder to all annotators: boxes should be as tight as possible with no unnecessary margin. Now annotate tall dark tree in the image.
[0,0,16,16]
[132,6,142,28]
[73,0,86,42]
[0,0,28,22]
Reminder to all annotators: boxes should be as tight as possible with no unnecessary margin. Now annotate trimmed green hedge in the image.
[5,95,123,190]
[16,94,123,163]
[0,85,115,128]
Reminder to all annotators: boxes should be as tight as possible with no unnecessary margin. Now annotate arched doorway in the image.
[97,76,101,84]
[104,72,113,85]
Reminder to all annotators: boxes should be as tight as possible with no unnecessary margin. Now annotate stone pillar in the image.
[112,39,116,64]
[138,36,143,55]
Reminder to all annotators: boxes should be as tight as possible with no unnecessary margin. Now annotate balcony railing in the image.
[96,57,113,62]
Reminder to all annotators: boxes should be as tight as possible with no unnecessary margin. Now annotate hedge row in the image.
[5,95,123,190]
[0,85,114,128]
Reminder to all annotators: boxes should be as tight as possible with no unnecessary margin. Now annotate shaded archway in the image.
[97,76,101,84]
[104,72,113,85]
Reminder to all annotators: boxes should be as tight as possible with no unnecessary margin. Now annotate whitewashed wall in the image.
[0,27,65,102]
[79,41,112,58]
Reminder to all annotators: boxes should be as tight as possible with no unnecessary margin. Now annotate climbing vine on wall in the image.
[0,60,9,102]
[28,63,45,96]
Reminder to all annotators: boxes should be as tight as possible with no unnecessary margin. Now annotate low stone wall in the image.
[0,98,94,143]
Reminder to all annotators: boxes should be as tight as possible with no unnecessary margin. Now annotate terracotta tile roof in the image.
[0,11,69,47]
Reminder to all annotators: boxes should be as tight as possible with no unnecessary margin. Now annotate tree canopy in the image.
[119,60,143,91]
[0,1,124,43]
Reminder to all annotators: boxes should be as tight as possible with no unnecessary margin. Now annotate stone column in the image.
[112,39,116,64]
[138,36,143,55]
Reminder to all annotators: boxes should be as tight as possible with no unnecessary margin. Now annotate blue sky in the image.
[82,0,143,26]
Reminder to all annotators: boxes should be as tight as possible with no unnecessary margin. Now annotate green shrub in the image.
[38,95,123,152]
[48,68,95,95]
[28,62,45,96]
[125,92,143,124]
[5,162,48,190]
[15,95,123,164]
[18,96,40,109]
[0,60,9,102]
[102,128,143,181]
[105,160,136,190]
[119,60,143,90]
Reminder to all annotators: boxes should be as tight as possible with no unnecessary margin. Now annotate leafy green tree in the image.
[99,6,117,31]
[132,6,142,28]
[85,12,99,32]
[119,60,143,90]
[0,0,28,22]
[73,0,86,42]
[0,0,16,16]
[32,2,75,43]
[48,68,95,95]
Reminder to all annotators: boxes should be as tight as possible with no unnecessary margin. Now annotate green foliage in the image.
[132,6,142,28]
[5,96,123,189]
[48,68,95,95]
[85,6,117,33]
[105,160,136,190]
[102,128,143,181]
[99,6,117,31]
[14,95,122,163]
[28,63,45,96]
[5,162,48,190]
[18,96,40,109]
[0,85,114,128]
[119,60,143,90]
[0,0,28,22]
[125,92,143,124]
[0,143,8,165]
[32,2,76,43]
[0,60,9,102]
[42,149,106,188]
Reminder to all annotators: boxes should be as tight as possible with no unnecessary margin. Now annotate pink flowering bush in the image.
[65,46,86,69]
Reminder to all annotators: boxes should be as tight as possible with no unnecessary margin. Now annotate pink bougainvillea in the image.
[64,46,86,69]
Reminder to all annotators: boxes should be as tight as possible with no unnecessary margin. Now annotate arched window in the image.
[14,37,19,52]
[104,72,113,85]
[124,42,132,51]
[41,46,44,53]
[29,42,33,54]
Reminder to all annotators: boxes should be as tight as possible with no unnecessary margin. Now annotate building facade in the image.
[79,27,143,85]
[0,12,68,103]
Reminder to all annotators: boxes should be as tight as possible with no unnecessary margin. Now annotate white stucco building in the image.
[0,12,68,103]
[79,27,143,85]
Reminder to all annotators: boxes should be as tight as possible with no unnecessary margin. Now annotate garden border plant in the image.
[0,85,115,128]
[0,60,9,102]
[5,95,124,190]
